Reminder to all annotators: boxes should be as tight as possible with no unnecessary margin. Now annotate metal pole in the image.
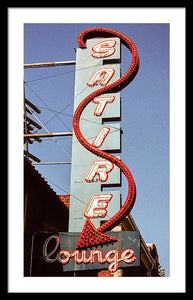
[32,162,72,165]
[24,61,76,68]
[23,82,29,158]
[24,132,73,138]
[24,150,41,163]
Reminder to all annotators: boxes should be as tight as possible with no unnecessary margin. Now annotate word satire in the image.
[42,235,137,273]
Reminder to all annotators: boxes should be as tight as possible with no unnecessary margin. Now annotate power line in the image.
[43,175,114,220]
[24,82,72,132]
[24,61,102,132]
[44,101,73,128]
[24,62,102,83]
[25,87,122,151]
[26,105,72,160]
[37,105,122,137]
[32,162,72,165]
[24,79,120,132]
[24,81,90,133]
[43,175,88,207]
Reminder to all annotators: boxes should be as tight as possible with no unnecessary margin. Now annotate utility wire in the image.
[44,101,73,127]
[24,63,125,224]
[24,81,89,133]
[24,62,102,83]
[37,105,122,136]
[43,175,89,207]
[24,82,72,132]
[26,105,71,160]
[43,175,114,220]
[38,83,89,130]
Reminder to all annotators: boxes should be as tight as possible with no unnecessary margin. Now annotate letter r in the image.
[85,160,114,182]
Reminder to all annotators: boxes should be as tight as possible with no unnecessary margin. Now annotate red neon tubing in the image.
[73,27,139,240]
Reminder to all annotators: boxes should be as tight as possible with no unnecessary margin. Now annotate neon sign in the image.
[69,33,123,234]
[30,231,140,275]
[30,28,140,276]
[42,234,137,273]
[70,27,139,250]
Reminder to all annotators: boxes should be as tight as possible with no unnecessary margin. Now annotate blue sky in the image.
[24,23,169,275]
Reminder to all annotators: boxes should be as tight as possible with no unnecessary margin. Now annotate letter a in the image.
[87,67,115,86]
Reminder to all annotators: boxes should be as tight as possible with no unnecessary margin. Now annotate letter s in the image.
[92,40,116,58]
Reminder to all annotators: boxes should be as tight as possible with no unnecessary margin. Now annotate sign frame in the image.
[30,231,140,276]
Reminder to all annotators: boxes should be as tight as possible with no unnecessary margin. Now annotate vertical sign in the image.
[69,37,122,232]
[30,28,140,275]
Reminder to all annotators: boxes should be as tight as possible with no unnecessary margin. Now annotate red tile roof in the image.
[24,158,70,209]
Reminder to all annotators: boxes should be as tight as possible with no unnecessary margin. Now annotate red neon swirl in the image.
[73,28,139,247]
